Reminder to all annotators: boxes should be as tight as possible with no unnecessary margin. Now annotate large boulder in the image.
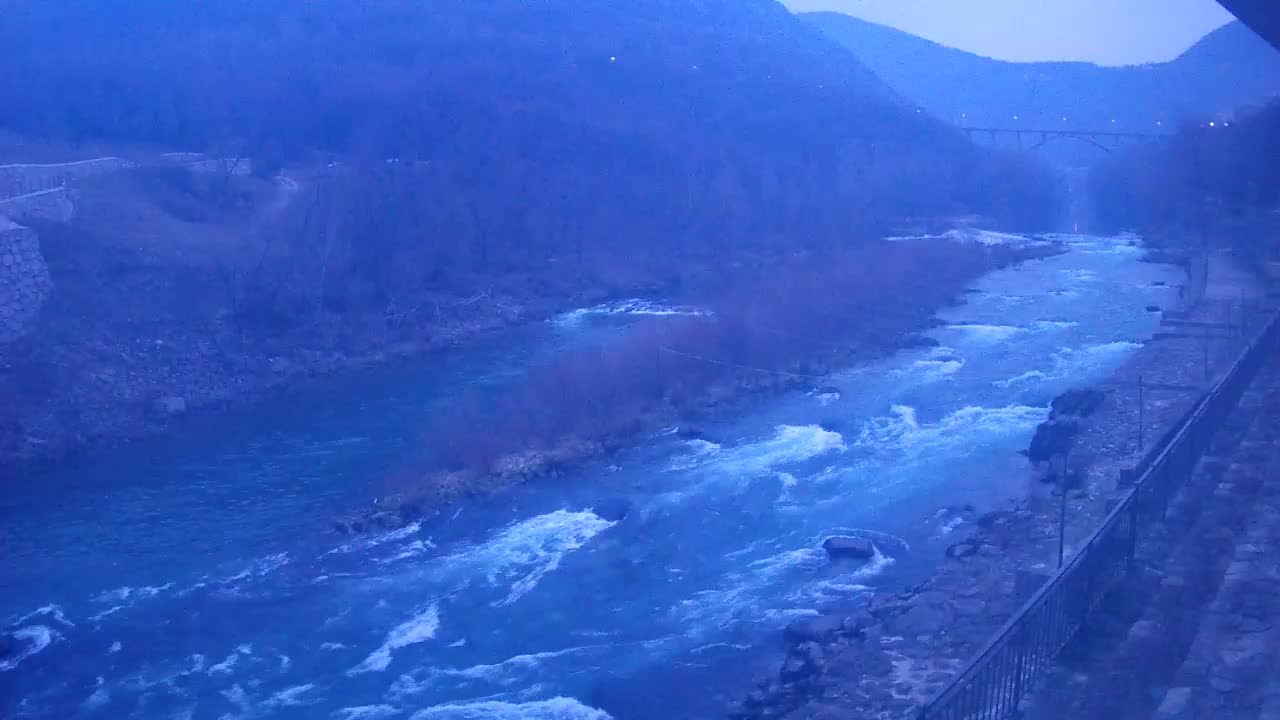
[783,614,844,644]
[1050,388,1106,418]
[1027,418,1079,465]
[822,535,876,561]
[595,497,632,522]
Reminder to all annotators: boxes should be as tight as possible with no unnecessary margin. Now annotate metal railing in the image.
[917,306,1280,720]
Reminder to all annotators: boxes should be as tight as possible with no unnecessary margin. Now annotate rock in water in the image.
[1049,388,1106,418]
[1027,418,1079,464]
[783,614,844,644]
[595,497,632,522]
[822,535,875,560]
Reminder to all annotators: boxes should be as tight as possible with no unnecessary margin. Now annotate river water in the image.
[1,234,1182,720]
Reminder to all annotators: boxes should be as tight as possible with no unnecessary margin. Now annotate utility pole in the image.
[1203,323,1211,382]
[1138,375,1145,453]
[1057,449,1071,569]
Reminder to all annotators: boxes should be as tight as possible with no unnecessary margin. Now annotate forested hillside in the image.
[1090,100,1280,251]
[0,0,1061,463]
[804,13,1280,131]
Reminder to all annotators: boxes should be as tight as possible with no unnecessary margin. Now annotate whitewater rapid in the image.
[1,234,1184,720]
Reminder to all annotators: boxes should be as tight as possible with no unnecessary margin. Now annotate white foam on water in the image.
[407,646,599,692]
[90,605,125,623]
[775,472,799,504]
[109,641,122,653]
[333,706,400,720]
[93,583,174,605]
[409,697,613,720]
[969,229,1032,246]
[666,439,722,471]
[1085,341,1143,356]
[910,358,965,380]
[262,684,318,708]
[223,552,291,583]
[937,516,966,536]
[857,404,1046,452]
[350,603,441,674]
[379,539,438,565]
[208,651,240,676]
[945,324,1024,343]
[436,510,615,606]
[815,391,840,406]
[711,425,845,478]
[1033,320,1079,331]
[552,299,709,327]
[15,604,74,627]
[994,370,1048,388]
[0,626,56,672]
[321,642,348,651]
[1061,268,1098,283]
[1051,342,1143,378]
[748,548,826,580]
[82,676,110,709]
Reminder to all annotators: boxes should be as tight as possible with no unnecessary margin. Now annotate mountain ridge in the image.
[802,13,1280,131]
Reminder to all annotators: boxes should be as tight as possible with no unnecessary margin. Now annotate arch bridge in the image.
[959,126,1168,153]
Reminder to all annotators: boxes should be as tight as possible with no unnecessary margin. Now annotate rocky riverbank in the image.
[727,254,1272,719]
[335,241,1063,535]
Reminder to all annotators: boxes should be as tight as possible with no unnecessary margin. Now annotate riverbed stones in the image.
[784,614,845,644]
[822,536,875,561]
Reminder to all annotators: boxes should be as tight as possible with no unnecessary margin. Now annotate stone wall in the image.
[0,187,74,224]
[0,217,53,343]
[0,157,134,200]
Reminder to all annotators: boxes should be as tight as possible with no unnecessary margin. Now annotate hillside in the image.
[803,13,1280,131]
[0,0,1062,463]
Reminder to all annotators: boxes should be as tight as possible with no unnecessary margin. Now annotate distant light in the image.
[1224,122,1230,127]
[1061,116,1067,121]
[1209,121,1216,127]
[1013,115,1019,120]
[692,65,699,70]
[1111,119,1116,124]
[1157,121,1163,126]
[609,56,616,62]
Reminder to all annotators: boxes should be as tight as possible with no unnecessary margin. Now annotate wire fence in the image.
[916,305,1280,720]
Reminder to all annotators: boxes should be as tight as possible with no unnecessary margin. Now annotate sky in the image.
[780,0,1236,66]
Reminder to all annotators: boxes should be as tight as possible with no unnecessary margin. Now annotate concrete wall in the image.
[0,217,52,343]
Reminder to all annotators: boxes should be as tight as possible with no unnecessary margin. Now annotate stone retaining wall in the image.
[0,157,133,200]
[0,217,53,343]
[0,188,74,224]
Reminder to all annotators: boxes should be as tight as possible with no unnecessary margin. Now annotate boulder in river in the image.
[1050,388,1107,418]
[822,535,876,561]
[783,614,844,644]
[595,497,632,522]
[1027,418,1079,465]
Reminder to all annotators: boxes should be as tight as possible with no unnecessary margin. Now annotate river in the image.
[0,234,1183,720]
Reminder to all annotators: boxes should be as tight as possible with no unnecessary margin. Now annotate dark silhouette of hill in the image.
[803,13,1280,132]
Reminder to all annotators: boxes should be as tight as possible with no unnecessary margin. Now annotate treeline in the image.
[1090,100,1280,251]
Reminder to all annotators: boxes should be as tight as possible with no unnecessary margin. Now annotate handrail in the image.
[917,305,1280,720]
